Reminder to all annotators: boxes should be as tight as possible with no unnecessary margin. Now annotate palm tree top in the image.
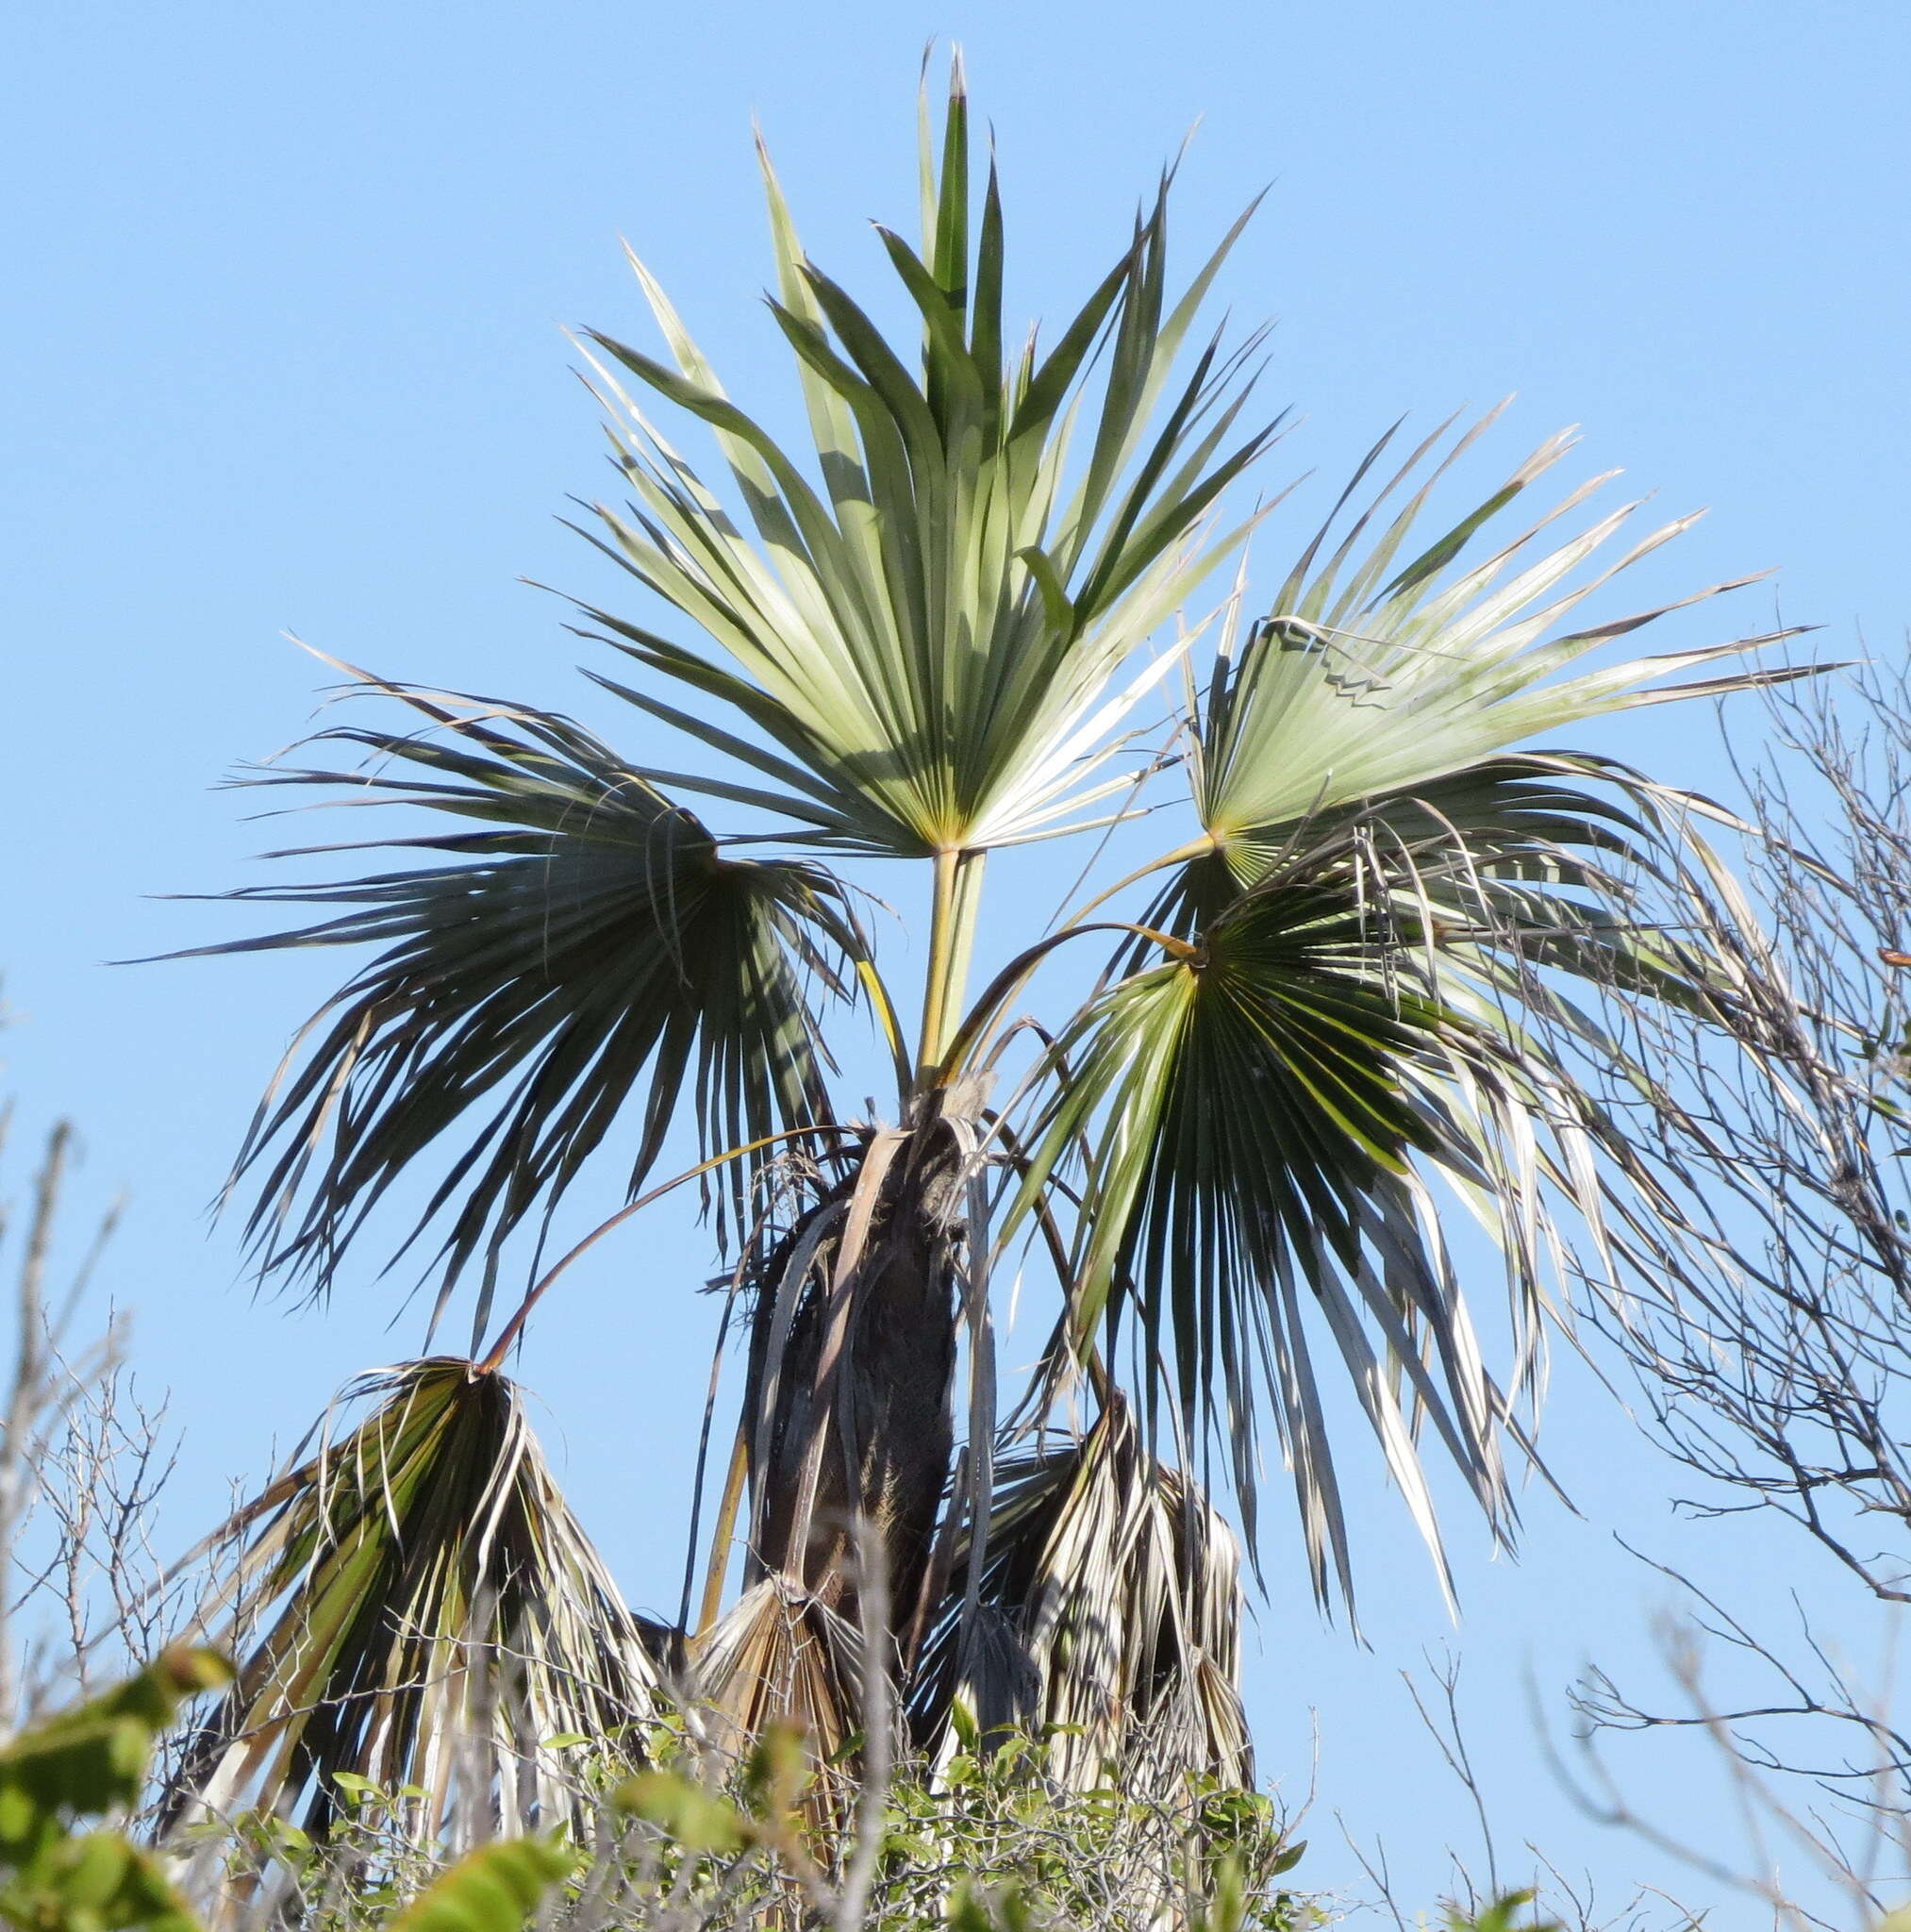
[177,58,1808,1624]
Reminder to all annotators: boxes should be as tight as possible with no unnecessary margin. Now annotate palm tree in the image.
[158,62,1803,1845]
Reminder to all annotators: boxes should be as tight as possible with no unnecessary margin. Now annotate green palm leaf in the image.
[154,60,1828,1814]
[567,61,1277,859]
[1002,423,1816,1612]
[1020,859,1535,1610]
[173,669,854,1316]
[1194,412,1808,847]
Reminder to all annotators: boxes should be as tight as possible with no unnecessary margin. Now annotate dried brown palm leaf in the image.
[911,1397,1251,1799]
[692,1574,866,1771]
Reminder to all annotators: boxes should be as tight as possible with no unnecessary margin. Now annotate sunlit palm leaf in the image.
[1019,883,1525,1610]
[1021,807,1690,1613]
[175,672,852,1313]
[160,1360,663,1855]
[1194,411,1808,845]
[568,61,1277,858]
[911,1399,1250,1797]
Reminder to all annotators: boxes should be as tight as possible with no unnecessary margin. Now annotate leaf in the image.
[950,1881,1035,1932]
[385,1837,577,1932]
[694,1575,864,1772]
[615,1772,746,1853]
[1197,412,1813,843]
[7,1831,204,1932]
[1010,753,1696,1614]
[911,1400,1252,1799]
[0,1654,229,1932]
[574,71,1275,857]
[1447,1892,1561,1932]
[0,1648,231,1826]
[159,1361,664,1851]
[170,670,851,1309]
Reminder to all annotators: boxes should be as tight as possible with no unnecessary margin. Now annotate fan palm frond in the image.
[912,1400,1250,1799]
[160,1360,663,1855]
[1192,411,1809,847]
[571,60,1278,858]
[1020,824,1619,1613]
[1004,422,1818,1614]
[176,671,855,1314]
[692,1574,868,1799]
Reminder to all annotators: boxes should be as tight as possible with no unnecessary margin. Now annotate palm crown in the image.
[161,63,1802,1846]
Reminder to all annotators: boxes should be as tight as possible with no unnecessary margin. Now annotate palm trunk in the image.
[744,1129,961,1639]
[736,849,986,1646]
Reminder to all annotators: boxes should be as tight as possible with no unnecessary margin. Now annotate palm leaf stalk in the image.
[158,58,1814,1842]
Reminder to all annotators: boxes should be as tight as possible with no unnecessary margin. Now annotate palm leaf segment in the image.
[572,64,1278,858]
[189,675,852,1317]
[1017,420,1809,1612]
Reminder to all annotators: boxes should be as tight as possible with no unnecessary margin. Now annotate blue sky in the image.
[6,1,1909,1917]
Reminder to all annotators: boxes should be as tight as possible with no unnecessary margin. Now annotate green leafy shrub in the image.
[0,1647,227,1932]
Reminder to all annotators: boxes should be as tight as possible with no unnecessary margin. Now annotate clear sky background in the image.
[6,1,1909,1920]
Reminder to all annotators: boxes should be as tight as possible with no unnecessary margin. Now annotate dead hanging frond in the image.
[158,1359,664,1858]
[686,1516,898,1857]
[693,1575,868,1774]
[911,1396,1252,1799]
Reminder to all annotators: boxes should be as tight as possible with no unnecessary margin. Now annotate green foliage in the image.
[382,1840,576,1932]
[593,1717,1313,1931]
[617,1771,748,1857]
[1443,1893,1560,1932]
[0,1648,227,1932]
[575,62,1275,862]
[0,1655,1612,1932]
[871,1729,1312,1932]
[176,681,854,1298]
